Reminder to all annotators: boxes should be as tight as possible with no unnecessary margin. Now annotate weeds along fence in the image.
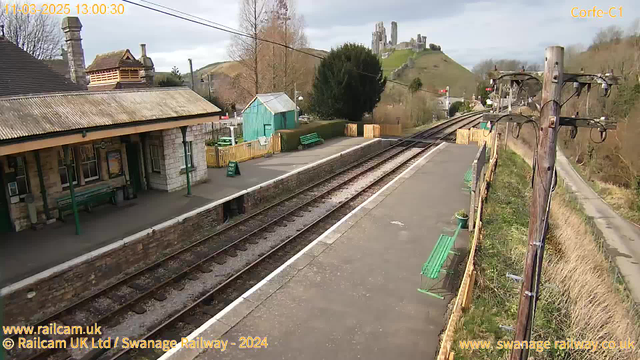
[206,133,281,168]
[204,121,244,141]
[437,130,499,360]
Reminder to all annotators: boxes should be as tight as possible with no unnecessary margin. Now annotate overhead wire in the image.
[122,0,446,97]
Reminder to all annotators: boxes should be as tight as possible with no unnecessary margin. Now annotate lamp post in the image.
[294,83,303,125]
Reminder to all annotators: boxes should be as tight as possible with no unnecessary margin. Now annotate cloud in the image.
[43,0,639,72]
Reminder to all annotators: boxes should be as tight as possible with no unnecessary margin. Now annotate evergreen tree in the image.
[158,66,184,87]
[310,43,386,121]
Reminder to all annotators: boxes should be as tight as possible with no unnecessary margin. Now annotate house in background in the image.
[242,93,297,141]
[85,45,155,91]
[0,17,220,234]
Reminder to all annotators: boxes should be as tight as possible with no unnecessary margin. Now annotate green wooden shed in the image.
[242,92,297,141]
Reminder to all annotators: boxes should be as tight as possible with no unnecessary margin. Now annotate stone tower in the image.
[391,22,398,46]
[61,17,87,88]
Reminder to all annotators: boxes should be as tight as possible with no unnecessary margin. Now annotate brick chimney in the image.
[139,43,155,86]
[61,17,87,88]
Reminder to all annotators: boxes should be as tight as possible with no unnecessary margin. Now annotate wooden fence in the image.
[206,133,281,168]
[437,131,498,360]
[364,124,381,138]
[380,124,402,136]
[456,128,492,146]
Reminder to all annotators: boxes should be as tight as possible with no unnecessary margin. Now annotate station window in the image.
[150,145,161,173]
[15,156,29,195]
[79,145,100,181]
[181,142,193,169]
[58,149,78,187]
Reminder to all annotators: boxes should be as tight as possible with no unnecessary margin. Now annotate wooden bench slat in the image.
[55,184,115,220]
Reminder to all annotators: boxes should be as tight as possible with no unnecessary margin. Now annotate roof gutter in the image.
[0,111,221,147]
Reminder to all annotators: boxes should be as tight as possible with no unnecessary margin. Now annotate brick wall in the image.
[1,139,392,326]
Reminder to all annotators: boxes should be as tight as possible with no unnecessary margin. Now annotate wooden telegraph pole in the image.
[510,46,564,360]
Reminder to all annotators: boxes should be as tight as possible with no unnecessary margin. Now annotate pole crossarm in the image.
[482,113,617,130]
[488,71,542,84]
[563,72,619,86]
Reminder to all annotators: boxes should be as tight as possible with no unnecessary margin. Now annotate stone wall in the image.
[161,125,208,192]
[1,138,392,326]
[2,202,224,326]
[1,138,129,231]
[243,139,391,212]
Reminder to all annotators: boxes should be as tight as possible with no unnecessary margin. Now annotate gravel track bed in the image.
[64,147,422,359]
[123,146,429,360]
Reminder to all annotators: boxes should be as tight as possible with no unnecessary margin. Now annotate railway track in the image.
[5,112,483,360]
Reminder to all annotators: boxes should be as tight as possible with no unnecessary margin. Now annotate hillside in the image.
[382,49,478,99]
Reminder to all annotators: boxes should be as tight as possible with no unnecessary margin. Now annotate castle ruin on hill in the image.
[371,21,427,56]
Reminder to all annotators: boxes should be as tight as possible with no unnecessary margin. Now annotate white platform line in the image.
[158,142,447,360]
[1,139,382,297]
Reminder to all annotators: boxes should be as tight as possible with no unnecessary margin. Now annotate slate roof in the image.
[86,50,144,72]
[0,87,221,142]
[43,59,71,79]
[0,36,82,97]
[243,92,296,114]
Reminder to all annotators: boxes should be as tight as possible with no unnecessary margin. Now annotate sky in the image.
[46,0,639,72]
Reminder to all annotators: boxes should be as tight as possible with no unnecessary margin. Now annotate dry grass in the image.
[545,198,640,359]
[454,138,640,359]
[510,137,640,359]
[593,180,640,226]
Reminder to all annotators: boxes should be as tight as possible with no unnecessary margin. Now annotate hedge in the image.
[278,120,347,152]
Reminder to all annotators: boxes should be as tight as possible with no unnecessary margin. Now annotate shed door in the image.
[263,124,272,137]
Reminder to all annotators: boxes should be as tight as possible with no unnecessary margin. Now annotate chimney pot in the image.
[140,43,147,57]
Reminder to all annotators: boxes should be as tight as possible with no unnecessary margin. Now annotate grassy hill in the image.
[381,49,417,77]
[381,49,478,99]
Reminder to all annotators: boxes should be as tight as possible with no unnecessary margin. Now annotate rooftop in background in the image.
[0,36,82,97]
[86,49,144,72]
[0,87,221,143]
[244,92,297,114]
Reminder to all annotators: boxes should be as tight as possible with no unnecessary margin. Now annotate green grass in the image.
[398,52,478,98]
[381,49,419,76]
[452,150,569,360]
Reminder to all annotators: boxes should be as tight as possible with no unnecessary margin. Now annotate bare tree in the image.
[0,0,63,59]
[591,25,624,50]
[260,0,308,97]
[472,59,494,80]
[228,0,268,97]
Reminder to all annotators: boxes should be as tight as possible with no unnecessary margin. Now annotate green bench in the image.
[299,132,324,149]
[463,167,473,192]
[56,184,116,221]
[418,224,462,299]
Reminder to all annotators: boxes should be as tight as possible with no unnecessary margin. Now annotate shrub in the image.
[278,120,347,151]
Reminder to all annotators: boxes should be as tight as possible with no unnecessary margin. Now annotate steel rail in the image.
[10,112,483,360]
[103,113,484,360]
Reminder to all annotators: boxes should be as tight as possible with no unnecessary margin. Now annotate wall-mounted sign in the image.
[107,150,123,178]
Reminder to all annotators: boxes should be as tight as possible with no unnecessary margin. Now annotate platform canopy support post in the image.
[181,126,192,196]
[63,145,81,235]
